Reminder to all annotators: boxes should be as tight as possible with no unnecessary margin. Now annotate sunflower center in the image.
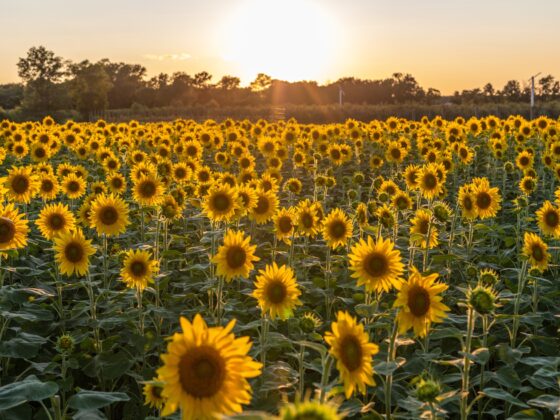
[0,217,16,244]
[266,280,287,304]
[463,196,473,210]
[12,175,29,194]
[532,245,544,261]
[64,242,84,263]
[140,181,156,198]
[330,149,341,160]
[226,246,246,269]
[329,220,347,239]
[130,260,147,277]
[35,147,46,158]
[300,213,313,228]
[42,180,54,192]
[178,346,225,398]
[339,335,363,372]
[68,181,80,192]
[211,193,232,213]
[422,173,437,190]
[364,252,388,278]
[48,214,65,230]
[255,196,270,214]
[278,216,293,234]
[545,210,559,227]
[408,285,431,317]
[391,148,401,159]
[112,178,123,188]
[99,206,119,225]
[175,168,186,179]
[476,192,491,210]
[418,219,429,235]
[520,156,529,166]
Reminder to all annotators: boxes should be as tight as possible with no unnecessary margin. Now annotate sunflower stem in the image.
[460,306,475,420]
[136,288,144,336]
[260,315,269,368]
[298,344,305,397]
[102,234,108,289]
[325,247,332,321]
[511,259,528,348]
[319,354,333,404]
[385,315,398,420]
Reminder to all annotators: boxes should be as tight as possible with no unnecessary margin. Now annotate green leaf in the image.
[67,390,130,410]
[0,376,59,410]
[0,332,47,359]
[482,388,528,408]
[507,409,544,419]
[527,394,560,412]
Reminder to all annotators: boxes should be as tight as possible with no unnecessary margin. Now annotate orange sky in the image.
[1,0,559,94]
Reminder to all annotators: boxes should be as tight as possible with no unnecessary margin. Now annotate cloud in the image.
[143,53,192,61]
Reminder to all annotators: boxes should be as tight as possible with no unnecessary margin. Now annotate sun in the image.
[220,0,340,83]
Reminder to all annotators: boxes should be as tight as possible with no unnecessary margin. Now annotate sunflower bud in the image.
[378,192,389,203]
[504,161,514,173]
[433,202,451,223]
[415,378,441,403]
[469,286,496,315]
[56,334,75,355]
[347,189,358,201]
[479,269,499,286]
[353,172,365,184]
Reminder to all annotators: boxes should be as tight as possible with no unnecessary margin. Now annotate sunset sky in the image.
[1,0,559,94]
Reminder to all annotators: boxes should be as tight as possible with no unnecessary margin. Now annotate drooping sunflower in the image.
[202,184,239,223]
[522,232,550,272]
[535,200,560,238]
[410,209,438,249]
[348,236,404,293]
[53,229,96,276]
[3,166,40,203]
[252,262,302,320]
[322,208,353,250]
[89,193,130,236]
[157,314,262,419]
[324,311,379,398]
[457,185,478,219]
[393,266,450,338]
[61,173,87,200]
[36,203,76,240]
[212,229,259,282]
[404,164,420,190]
[392,190,413,211]
[133,173,165,207]
[472,179,501,219]
[249,188,278,225]
[0,203,29,251]
[121,249,159,291]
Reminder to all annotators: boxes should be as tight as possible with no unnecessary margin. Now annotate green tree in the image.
[69,61,112,118]
[17,46,67,112]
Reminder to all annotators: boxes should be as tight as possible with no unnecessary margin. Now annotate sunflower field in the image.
[0,115,559,420]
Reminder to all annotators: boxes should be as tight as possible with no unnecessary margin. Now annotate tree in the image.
[483,83,495,99]
[68,61,112,117]
[0,84,24,109]
[250,73,272,92]
[538,74,557,99]
[193,72,212,89]
[17,46,67,112]
[99,60,146,108]
[216,75,240,90]
[500,80,522,101]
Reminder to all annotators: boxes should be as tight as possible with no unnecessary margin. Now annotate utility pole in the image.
[530,72,541,120]
[339,85,345,107]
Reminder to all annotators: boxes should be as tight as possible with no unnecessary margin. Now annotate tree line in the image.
[0,46,559,120]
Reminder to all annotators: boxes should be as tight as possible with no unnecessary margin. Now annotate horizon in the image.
[2,0,560,95]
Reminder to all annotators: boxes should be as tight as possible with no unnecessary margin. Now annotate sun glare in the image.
[220,0,340,83]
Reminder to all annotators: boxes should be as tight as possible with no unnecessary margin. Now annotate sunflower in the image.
[38,173,60,201]
[348,236,404,293]
[519,175,537,196]
[107,172,127,195]
[279,398,342,420]
[249,188,278,225]
[171,162,191,184]
[536,200,560,237]
[273,207,297,244]
[235,185,258,216]
[458,185,477,219]
[297,199,320,237]
[522,232,550,272]
[157,314,262,419]
[121,249,159,291]
[324,311,379,398]
[53,229,96,276]
[89,193,130,236]
[410,209,438,249]
[471,179,501,219]
[202,184,239,223]
[515,150,534,171]
[61,173,87,200]
[393,266,450,338]
[30,141,51,163]
[0,203,29,251]
[143,381,166,411]
[417,163,444,199]
[322,208,353,250]
[212,230,259,282]
[3,166,40,203]
[392,191,413,211]
[133,173,164,207]
[36,203,76,240]
[252,262,302,320]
